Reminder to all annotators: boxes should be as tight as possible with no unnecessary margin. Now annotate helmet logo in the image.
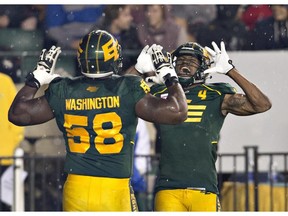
[203,48,209,58]
[77,38,84,59]
[102,39,119,62]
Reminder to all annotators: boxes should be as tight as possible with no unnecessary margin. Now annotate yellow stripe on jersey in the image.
[186,105,206,123]
[187,111,203,116]
[185,118,201,122]
[188,105,206,110]
[152,87,168,96]
[202,84,222,95]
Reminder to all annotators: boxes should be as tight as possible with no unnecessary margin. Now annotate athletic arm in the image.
[133,44,188,124]
[204,41,272,116]
[135,82,187,124]
[9,45,62,126]
[222,68,272,116]
[8,85,54,126]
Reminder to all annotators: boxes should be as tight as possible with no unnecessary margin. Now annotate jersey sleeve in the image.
[44,77,67,110]
[149,84,167,97]
[211,82,237,95]
[125,75,150,103]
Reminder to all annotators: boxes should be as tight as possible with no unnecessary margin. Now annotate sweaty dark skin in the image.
[175,55,272,116]
[8,70,188,126]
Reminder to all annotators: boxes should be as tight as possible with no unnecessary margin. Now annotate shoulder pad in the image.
[121,74,143,81]
[204,83,237,94]
[50,77,64,84]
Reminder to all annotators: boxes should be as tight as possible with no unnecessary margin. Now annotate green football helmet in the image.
[77,30,123,78]
[171,42,211,88]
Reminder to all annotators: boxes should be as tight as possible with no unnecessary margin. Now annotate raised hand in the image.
[204,41,234,75]
[25,46,61,88]
[135,45,155,74]
[145,44,178,87]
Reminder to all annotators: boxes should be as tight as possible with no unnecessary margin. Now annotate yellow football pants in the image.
[154,189,220,211]
[63,174,138,211]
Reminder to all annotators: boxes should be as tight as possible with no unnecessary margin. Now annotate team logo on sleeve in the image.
[140,79,150,93]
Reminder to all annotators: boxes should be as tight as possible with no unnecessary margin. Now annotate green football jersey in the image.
[45,75,150,178]
[151,83,236,194]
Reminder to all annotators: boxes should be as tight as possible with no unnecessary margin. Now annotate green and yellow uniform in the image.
[45,74,149,211]
[151,82,236,211]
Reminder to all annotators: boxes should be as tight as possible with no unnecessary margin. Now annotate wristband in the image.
[226,60,235,74]
[25,72,40,88]
[163,73,179,87]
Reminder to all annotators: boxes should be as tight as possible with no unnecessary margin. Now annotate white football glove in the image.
[26,46,61,88]
[203,41,234,75]
[135,45,155,74]
[145,66,177,85]
[145,44,178,86]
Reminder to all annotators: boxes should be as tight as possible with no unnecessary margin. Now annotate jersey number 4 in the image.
[64,113,124,154]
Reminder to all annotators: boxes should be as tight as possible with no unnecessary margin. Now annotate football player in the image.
[148,41,272,211]
[8,30,188,211]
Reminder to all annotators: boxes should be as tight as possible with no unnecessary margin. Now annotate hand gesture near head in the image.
[204,41,234,75]
[26,46,61,88]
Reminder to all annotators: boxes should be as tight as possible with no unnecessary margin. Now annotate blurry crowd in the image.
[1,5,288,50]
[0,4,288,78]
[0,4,287,211]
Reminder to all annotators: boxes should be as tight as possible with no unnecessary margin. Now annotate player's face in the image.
[146,5,164,28]
[272,5,288,21]
[175,56,200,78]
